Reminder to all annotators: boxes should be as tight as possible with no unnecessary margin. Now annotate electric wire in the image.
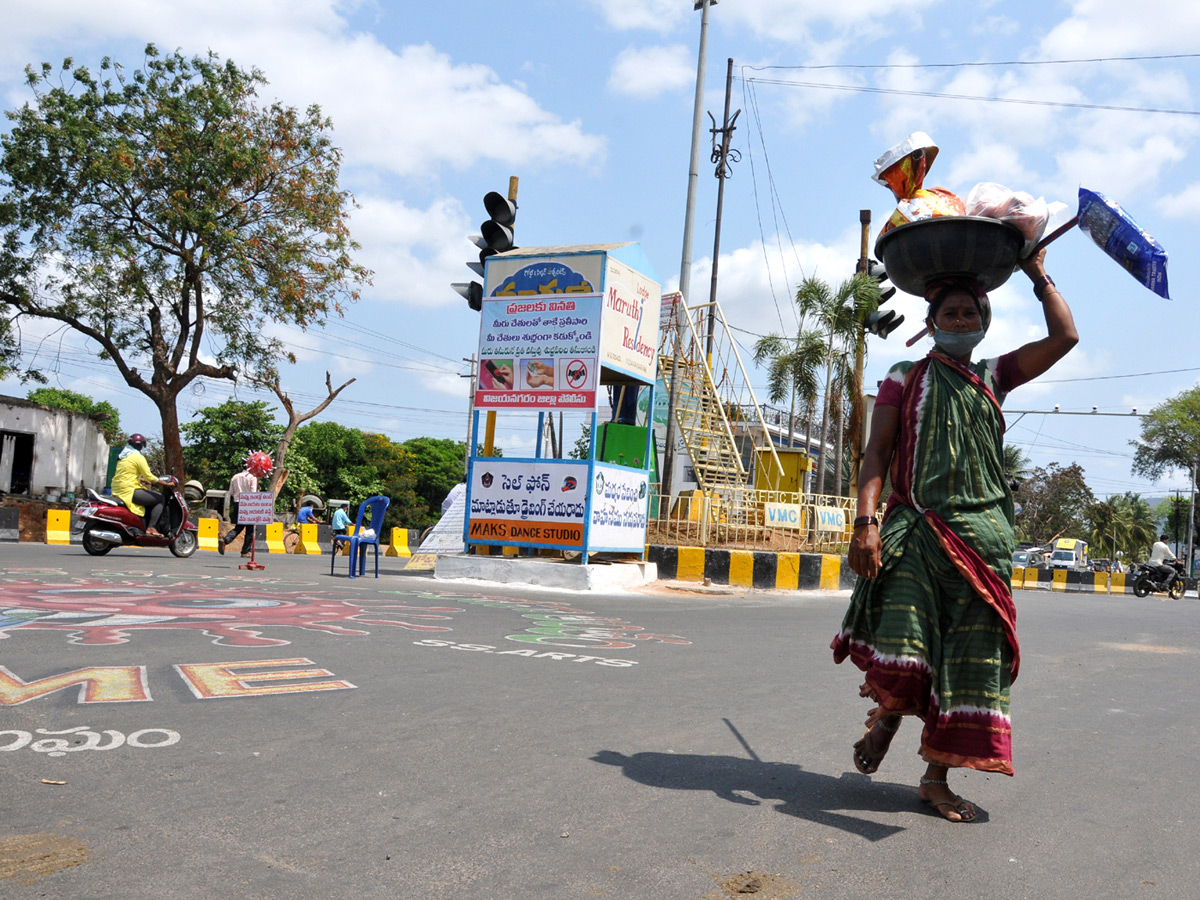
[741,78,789,334]
[744,52,1200,72]
[742,78,1200,118]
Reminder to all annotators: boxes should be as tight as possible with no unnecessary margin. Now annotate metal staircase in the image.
[659,295,783,502]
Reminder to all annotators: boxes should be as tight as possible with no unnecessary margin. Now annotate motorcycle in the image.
[1131,559,1186,600]
[73,475,198,558]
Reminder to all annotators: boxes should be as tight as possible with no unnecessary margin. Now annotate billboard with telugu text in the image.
[474,291,601,410]
[466,459,589,549]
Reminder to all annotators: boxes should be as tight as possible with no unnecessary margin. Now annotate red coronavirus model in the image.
[245,451,274,479]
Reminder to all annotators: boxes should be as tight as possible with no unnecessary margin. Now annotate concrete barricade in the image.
[197,518,220,552]
[46,509,72,545]
[386,527,420,558]
[0,507,19,542]
[295,523,322,555]
[265,522,285,554]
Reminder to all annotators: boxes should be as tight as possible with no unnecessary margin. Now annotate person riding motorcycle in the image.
[1148,534,1178,583]
[110,433,165,537]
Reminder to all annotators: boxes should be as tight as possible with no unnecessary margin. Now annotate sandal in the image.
[852,716,899,775]
[918,778,976,822]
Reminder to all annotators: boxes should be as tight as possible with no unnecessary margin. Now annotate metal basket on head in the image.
[875,216,1024,296]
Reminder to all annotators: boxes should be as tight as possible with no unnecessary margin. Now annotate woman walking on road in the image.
[831,245,1078,822]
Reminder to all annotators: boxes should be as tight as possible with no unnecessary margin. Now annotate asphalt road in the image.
[2,542,1197,899]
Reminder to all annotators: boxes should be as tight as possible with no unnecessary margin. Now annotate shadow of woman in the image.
[592,750,987,840]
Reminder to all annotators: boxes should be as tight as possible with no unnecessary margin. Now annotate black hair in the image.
[926,279,983,321]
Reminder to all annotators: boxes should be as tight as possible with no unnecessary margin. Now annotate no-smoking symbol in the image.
[565,359,588,389]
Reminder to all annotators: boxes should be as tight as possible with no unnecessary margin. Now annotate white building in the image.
[0,395,111,498]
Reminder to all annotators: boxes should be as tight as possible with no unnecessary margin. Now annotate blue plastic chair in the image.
[330,496,390,578]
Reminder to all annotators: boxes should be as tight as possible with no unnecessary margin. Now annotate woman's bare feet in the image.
[852,714,901,775]
[918,766,976,822]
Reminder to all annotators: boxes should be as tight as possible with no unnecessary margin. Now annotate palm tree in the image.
[1003,444,1032,487]
[794,274,881,496]
[1120,492,1158,560]
[1088,492,1158,562]
[753,329,824,455]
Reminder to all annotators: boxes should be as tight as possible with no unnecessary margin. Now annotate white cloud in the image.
[419,369,470,401]
[588,0,691,34]
[1041,0,1200,57]
[973,15,1019,37]
[609,45,695,98]
[351,194,475,308]
[720,0,938,45]
[1156,181,1200,218]
[0,3,606,180]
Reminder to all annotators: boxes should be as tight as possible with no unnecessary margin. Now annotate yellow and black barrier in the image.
[646,545,853,591]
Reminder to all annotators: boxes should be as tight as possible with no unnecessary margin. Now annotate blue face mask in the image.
[932,327,985,357]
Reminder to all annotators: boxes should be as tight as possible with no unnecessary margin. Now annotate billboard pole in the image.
[663,0,716,500]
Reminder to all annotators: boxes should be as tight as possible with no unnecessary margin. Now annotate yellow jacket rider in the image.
[110,433,165,536]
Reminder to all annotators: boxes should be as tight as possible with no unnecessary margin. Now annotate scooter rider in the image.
[111,433,165,537]
[1148,534,1178,583]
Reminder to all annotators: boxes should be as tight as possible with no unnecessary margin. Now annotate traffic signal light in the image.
[452,280,483,311]
[453,187,518,311]
[478,191,517,261]
[863,259,903,338]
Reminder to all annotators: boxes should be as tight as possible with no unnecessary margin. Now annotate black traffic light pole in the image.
[481,176,518,457]
[849,209,872,496]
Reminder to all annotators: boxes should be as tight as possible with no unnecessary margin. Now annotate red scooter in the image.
[74,475,198,558]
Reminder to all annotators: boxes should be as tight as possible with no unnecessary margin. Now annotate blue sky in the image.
[2,0,1198,500]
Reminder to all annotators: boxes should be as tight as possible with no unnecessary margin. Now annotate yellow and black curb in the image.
[1012,567,1196,595]
[646,545,854,591]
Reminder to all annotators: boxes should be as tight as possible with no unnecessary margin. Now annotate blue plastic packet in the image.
[1077,188,1169,299]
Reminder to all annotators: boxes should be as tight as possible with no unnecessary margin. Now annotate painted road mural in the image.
[0,566,692,711]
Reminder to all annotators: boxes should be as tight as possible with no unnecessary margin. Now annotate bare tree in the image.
[262,371,356,495]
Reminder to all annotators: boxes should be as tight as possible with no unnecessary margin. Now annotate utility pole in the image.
[1188,462,1197,577]
[848,209,871,498]
[1173,488,1183,548]
[663,0,717,500]
[461,355,477,476]
[704,58,740,366]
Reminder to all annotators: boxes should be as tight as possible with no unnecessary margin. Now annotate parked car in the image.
[1013,549,1046,569]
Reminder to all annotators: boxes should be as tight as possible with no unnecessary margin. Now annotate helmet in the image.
[128,433,146,450]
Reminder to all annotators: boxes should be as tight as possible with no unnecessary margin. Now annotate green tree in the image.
[1156,495,1193,550]
[293,420,368,500]
[180,399,283,491]
[365,432,426,529]
[569,423,591,460]
[403,437,467,520]
[1131,386,1200,483]
[1086,492,1156,562]
[0,46,370,478]
[26,387,121,442]
[273,434,321,512]
[1013,461,1096,544]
